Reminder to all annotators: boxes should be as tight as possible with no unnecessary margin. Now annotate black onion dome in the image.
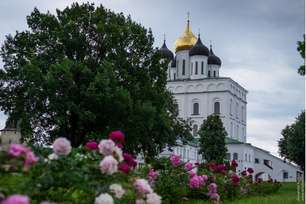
[189,35,209,56]
[158,40,174,60]
[208,45,222,66]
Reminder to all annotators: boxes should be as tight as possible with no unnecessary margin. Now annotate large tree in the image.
[0,3,191,158]
[278,111,305,170]
[198,114,227,163]
[297,35,305,75]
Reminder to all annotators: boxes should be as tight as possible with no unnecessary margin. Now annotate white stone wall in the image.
[167,77,247,142]
[227,143,302,182]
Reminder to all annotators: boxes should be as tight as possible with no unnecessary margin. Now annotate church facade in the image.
[158,19,302,182]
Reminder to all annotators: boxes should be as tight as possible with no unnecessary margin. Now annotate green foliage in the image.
[152,158,189,203]
[297,35,305,76]
[198,114,228,163]
[0,148,136,204]
[0,2,191,158]
[278,111,305,170]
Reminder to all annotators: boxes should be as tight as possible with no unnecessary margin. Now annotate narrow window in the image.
[201,61,204,74]
[213,71,216,77]
[233,153,238,160]
[173,73,176,80]
[241,106,244,121]
[182,59,185,75]
[195,61,198,74]
[193,103,199,115]
[226,153,231,160]
[208,71,211,78]
[214,102,220,114]
[230,99,233,115]
[191,62,193,75]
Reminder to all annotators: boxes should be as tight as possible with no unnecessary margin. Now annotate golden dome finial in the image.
[175,12,197,52]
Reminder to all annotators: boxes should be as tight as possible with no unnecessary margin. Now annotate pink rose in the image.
[148,168,158,182]
[123,153,137,167]
[85,141,98,150]
[241,170,247,176]
[24,151,39,167]
[169,154,180,167]
[3,194,30,204]
[184,162,193,171]
[208,183,218,195]
[99,155,118,175]
[209,193,220,204]
[136,199,145,204]
[146,192,161,204]
[247,167,254,174]
[231,160,238,168]
[189,171,196,178]
[231,173,240,185]
[108,130,125,145]
[98,139,115,156]
[52,137,71,156]
[134,179,153,195]
[189,176,201,189]
[8,144,29,157]
[118,162,130,174]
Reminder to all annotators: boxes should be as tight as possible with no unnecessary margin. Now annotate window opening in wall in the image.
[201,61,204,74]
[226,153,231,160]
[233,153,238,160]
[195,61,198,74]
[213,71,216,77]
[182,59,185,75]
[208,71,211,78]
[191,62,193,75]
[193,103,199,115]
[214,102,220,114]
[255,158,260,164]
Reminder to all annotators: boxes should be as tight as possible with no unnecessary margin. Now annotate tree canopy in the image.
[278,111,305,170]
[297,35,305,76]
[0,3,191,158]
[198,114,227,163]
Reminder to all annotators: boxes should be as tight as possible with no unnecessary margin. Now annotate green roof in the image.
[225,137,244,144]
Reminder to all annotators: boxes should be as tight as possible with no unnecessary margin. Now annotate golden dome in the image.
[175,19,197,52]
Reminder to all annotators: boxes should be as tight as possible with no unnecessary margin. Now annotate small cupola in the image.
[158,39,174,60]
[189,34,209,56]
[208,45,222,66]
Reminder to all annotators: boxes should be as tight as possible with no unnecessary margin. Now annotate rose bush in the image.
[0,131,280,204]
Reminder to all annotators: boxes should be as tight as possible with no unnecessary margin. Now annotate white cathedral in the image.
[158,18,303,182]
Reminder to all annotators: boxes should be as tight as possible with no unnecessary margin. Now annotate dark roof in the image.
[158,40,174,60]
[189,35,209,56]
[208,45,222,66]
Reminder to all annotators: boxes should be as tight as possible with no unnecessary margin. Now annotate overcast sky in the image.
[0,0,304,156]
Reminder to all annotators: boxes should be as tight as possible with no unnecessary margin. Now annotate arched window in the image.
[241,106,244,121]
[233,153,238,160]
[214,102,220,114]
[245,153,247,161]
[236,102,239,118]
[173,73,176,80]
[230,99,233,115]
[208,71,211,78]
[191,62,193,75]
[193,103,199,115]
[193,124,198,136]
[236,125,239,138]
[195,61,198,74]
[201,61,204,74]
[182,59,185,75]
[213,71,216,77]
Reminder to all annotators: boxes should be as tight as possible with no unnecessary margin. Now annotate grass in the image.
[187,182,304,204]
